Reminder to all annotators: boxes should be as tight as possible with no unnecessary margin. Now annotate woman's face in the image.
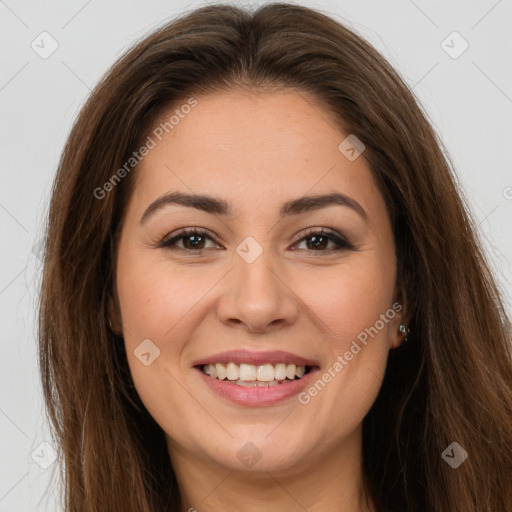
[112,88,405,475]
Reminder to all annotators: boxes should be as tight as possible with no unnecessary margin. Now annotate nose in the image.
[216,251,299,333]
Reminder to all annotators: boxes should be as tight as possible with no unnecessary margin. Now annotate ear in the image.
[108,291,122,335]
[389,286,409,349]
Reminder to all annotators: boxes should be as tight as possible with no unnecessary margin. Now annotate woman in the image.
[38,2,512,511]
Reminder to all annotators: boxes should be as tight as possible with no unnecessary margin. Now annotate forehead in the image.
[128,89,385,222]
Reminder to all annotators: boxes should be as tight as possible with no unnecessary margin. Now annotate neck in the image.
[167,427,376,512]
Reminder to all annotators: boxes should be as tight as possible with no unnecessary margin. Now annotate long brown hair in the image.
[38,3,512,511]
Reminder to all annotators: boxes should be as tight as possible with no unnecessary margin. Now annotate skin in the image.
[110,88,407,512]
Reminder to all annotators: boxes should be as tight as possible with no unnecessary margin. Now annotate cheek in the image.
[115,250,224,418]
[293,257,394,426]
[115,254,202,439]
[116,249,214,344]
[303,255,395,344]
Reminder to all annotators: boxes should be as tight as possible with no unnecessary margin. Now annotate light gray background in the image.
[1,0,511,510]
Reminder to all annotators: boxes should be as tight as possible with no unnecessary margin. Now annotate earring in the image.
[399,323,410,341]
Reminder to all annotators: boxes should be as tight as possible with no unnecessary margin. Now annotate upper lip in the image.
[192,349,319,367]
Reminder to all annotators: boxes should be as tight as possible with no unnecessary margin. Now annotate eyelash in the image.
[159,227,354,254]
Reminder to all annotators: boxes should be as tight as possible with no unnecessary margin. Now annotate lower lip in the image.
[195,367,319,406]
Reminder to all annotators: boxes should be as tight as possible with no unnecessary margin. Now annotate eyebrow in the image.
[140,191,368,224]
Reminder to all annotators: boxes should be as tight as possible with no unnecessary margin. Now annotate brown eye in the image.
[160,227,353,253]
[304,234,331,250]
[294,228,353,252]
[181,233,207,250]
[160,229,219,251]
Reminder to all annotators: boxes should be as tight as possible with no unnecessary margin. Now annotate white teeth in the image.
[257,364,275,381]
[234,378,295,387]
[239,363,257,381]
[216,363,227,380]
[274,363,287,380]
[226,362,239,381]
[201,362,308,382]
[235,380,256,387]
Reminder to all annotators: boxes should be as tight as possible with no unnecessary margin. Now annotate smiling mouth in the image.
[198,362,313,387]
